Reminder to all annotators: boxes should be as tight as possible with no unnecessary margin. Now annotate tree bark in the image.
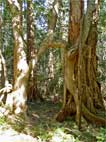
[0,11,9,89]
[6,0,30,114]
[27,0,39,102]
[37,0,61,59]
[56,0,106,128]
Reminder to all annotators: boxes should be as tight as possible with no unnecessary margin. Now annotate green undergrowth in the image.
[0,116,6,125]
[1,101,106,142]
[96,127,106,142]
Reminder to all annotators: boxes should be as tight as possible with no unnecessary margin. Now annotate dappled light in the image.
[0,0,106,141]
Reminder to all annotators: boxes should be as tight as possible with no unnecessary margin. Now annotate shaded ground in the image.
[0,100,106,142]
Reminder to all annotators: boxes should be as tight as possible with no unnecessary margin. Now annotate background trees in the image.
[97,0,106,99]
[0,0,105,128]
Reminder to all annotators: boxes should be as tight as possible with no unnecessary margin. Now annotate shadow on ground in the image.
[1,100,106,142]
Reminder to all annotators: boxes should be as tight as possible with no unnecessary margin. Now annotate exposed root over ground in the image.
[0,101,105,142]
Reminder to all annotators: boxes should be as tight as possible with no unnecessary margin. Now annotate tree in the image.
[97,0,106,97]
[0,3,8,89]
[5,0,61,113]
[0,0,105,129]
[27,0,38,101]
[56,0,106,128]
[6,0,30,114]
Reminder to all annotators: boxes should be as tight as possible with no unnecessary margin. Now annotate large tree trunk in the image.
[56,0,106,128]
[6,0,30,114]
[0,13,8,89]
[27,0,39,102]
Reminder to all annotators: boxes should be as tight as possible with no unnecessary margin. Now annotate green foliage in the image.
[0,102,104,142]
[97,0,106,97]
[96,128,106,142]
[5,102,99,142]
[7,114,26,132]
[0,116,6,125]
[0,1,105,142]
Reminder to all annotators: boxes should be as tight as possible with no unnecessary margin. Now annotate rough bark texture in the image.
[56,0,106,128]
[0,13,9,89]
[27,0,39,102]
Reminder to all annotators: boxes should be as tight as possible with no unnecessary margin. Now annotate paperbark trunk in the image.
[6,0,30,114]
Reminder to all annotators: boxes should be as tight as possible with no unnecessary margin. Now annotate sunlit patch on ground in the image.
[0,101,105,142]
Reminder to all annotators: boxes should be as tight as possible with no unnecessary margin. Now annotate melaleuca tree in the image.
[0,0,105,129]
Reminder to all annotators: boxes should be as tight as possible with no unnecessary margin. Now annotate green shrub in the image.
[96,128,106,142]
[0,117,6,125]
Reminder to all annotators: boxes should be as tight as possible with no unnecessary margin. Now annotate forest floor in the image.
[0,100,106,142]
